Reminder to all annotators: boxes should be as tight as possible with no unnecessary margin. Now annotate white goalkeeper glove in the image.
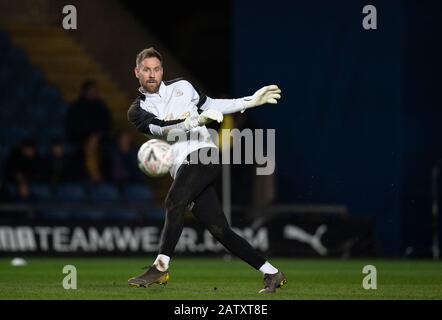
[241,84,281,112]
[198,109,223,124]
[184,109,223,130]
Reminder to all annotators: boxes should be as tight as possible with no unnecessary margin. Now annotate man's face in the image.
[86,84,99,101]
[22,146,35,158]
[134,57,163,93]
[51,144,64,158]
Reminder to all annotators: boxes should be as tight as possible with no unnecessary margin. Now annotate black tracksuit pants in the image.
[158,147,266,270]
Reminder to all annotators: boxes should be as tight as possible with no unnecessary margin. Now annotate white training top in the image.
[127,78,246,178]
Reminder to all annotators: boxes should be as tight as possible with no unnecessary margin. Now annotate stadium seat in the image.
[36,85,62,104]
[0,65,16,87]
[73,209,105,220]
[104,209,140,221]
[3,184,19,201]
[39,208,106,221]
[2,183,38,203]
[29,184,53,202]
[8,46,29,66]
[122,184,153,202]
[0,145,8,165]
[28,66,45,85]
[0,39,66,163]
[89,183,120,202]
[55,183,87,201]
[138,206,164,221]
[0,30,11,51]
[37,209,72,220]
[0,127,31,148]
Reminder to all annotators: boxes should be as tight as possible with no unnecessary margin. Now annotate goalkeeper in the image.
[127,47,286,293]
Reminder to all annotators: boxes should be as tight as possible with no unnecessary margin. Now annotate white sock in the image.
[259,262,278,275]
[153,254,170,271]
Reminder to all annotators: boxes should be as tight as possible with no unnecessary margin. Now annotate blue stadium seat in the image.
[55,183,87,201]
[29,184,53,202]
[8,46,29,66]
[39,127,65,142]
[0,144,8,163]
[104,209,139,221]
[0,32,12,62]
[0,39,67,175]
[149,207,165,221]
[28,66,45,85]
[1,127,31,147]
[0,30,11,48]
[37,209,72,220]
[46,103,68,127]
[3,184,19,201]
[136,206,164,221]
[123,184,153,202]
[2,184,38,203]
[89,183,120,202]
[0,65,16,86]
[39,209,104,220]
[36,85,62,105]
[73,209,105,220]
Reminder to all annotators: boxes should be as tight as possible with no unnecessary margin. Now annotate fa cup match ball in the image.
[137,139,173,177]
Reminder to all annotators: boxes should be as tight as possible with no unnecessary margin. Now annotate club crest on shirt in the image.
[175,89,184,97]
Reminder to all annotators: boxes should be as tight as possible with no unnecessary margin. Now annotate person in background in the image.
[46,138,81,186]
[4,139,46,200]
[111,129,144,185]
[65,79,112,147]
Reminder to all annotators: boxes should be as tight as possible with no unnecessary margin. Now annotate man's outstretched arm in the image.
[196,85,282,115]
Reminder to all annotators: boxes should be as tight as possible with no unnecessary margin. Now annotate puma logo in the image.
[283,224,328,256]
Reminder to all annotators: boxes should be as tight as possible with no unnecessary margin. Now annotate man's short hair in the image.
[136,47,163,67]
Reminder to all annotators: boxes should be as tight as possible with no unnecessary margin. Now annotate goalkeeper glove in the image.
[241,84,281,112]
[198,109,223,124]
[184,109,223,130]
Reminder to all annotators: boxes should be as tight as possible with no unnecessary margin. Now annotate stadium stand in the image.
[0,30,67,149]
[0,29,160,222]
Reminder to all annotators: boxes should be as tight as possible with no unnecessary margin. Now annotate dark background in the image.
[124,0,442,255]
[0,0,441,257]
[232,0,442,255]
[121,0,232,96]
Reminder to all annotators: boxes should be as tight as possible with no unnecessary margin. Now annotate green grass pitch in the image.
[0,257,441,299]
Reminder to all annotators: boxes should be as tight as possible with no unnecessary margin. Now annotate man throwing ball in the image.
[127,47,286,293]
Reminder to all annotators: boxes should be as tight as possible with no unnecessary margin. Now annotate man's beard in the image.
[142,80,160,93]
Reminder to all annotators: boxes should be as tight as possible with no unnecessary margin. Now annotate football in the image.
[137,139,173,177]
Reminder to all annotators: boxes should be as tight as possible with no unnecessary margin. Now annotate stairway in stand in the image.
[4,24,131,131]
